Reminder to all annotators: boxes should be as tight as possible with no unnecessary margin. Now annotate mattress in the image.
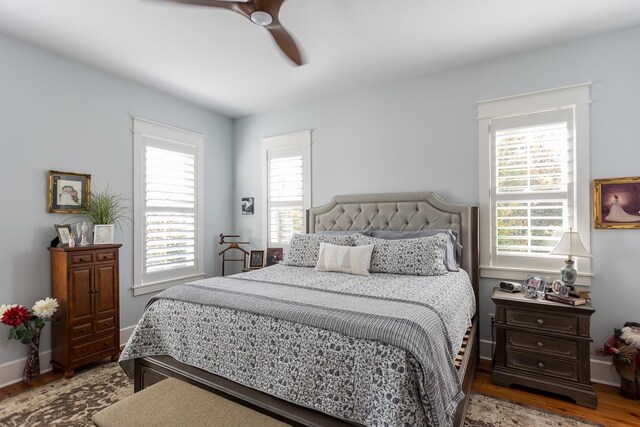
[120,265,476,427]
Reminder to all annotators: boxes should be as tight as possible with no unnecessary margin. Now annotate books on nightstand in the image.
[544,293,587,306]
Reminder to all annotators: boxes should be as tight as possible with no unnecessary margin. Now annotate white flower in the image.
[0,304,16,318]
[32,298,59,319]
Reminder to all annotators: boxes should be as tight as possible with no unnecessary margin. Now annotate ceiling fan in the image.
[158,0,304,66]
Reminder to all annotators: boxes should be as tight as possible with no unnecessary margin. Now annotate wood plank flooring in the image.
[1,359,639,426]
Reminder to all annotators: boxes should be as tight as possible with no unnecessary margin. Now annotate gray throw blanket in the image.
[121,275,464,427]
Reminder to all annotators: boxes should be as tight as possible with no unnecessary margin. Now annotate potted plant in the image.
[79,185,130,244]
[600,322,640,399]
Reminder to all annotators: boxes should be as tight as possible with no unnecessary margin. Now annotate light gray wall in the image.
[0,34,234,366]
[233,25,640,351]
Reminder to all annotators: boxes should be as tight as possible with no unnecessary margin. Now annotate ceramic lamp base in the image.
[561,259,577,285]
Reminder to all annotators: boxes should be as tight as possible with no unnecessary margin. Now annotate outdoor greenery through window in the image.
[495,122,569,255]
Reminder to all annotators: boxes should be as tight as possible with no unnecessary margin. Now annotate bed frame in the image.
[134,192,479,427]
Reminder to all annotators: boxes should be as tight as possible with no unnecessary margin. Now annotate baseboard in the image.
[0,324,137,389]
[479,339,621,387]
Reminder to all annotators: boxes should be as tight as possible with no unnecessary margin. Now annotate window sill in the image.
[481,265,593,286]
[132,273,205,296]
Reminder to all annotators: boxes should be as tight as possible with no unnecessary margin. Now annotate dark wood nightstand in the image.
[491,287,597,408]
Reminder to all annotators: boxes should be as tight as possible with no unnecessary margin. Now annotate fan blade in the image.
[267,25,304,66]
[157,0,253,18]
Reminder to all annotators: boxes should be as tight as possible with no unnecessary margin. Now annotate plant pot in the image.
[614,357,640,399]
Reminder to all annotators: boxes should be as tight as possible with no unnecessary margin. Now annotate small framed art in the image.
[248,250,265,269]
[54,224,72,246]
[266,247,284,266]
[242,197,254,215]
[48,170,91,214]
[93,224,114,244]
[594,176,640,229]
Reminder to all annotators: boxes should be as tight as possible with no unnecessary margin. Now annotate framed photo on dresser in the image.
[248,250,265,269]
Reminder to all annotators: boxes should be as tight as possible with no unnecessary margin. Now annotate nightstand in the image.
[491,287,597,408]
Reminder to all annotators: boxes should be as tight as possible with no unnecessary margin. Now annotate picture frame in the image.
[54,224,72,246]
[594,176,640,229]
[48,170,91,214]
[266,247,284,266]
[93,224,114,245]
[242,197,254,215]
[524,274,549,298]
[248,250,265,269]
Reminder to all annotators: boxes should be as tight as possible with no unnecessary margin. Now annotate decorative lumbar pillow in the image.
[367,229,461,271]
[315,242,375,276]
[284,234,355,267]
[352,233,448,276]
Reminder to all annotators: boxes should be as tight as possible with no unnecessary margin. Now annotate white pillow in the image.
[315,242,374,276]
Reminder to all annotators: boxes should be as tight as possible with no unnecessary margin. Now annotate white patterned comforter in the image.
[120,265,476,427]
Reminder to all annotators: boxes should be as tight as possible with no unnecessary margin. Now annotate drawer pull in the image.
[81,329,86,333]
[536,319,544,325]
[537,341,544,348]
[104,322,110,327]
[82,348,87,353]
[104,342,110,347]
[537,362,544,369]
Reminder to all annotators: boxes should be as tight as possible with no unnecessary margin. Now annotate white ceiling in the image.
[1,1,640,118]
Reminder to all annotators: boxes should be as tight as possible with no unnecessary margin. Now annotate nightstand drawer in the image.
[71,335,116,362]
[69,253,93,266]
[506,308,578,335]
[506,330,578,359]
[95,250,117,263]
[506,350,578,381]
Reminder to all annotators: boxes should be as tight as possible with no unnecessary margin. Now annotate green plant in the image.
[83,185,131,229]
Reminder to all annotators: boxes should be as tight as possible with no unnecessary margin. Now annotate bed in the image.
[120,192,479,427]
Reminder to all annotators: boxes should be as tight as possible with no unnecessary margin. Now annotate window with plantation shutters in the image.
[133,118,204,296]
[478,84,592,285]
[262,131,311,248]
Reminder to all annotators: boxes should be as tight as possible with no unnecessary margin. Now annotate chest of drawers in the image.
[491,287,597,408]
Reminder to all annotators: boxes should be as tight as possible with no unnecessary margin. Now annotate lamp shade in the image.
[550,230,592,258]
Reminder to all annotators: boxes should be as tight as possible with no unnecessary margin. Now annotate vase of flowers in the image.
[0,298,59,383]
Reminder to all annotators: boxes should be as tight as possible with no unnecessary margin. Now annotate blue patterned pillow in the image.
[352,233,448,276]
[284,234,355,267]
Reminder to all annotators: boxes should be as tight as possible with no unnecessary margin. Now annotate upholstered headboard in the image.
[307,192,479,301]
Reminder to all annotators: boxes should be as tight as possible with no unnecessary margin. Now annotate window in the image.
[133,118,204,296]
[262,131,311,247]
[478,84,592,284]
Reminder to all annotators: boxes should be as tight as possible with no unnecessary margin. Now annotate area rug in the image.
[0,363,600,427]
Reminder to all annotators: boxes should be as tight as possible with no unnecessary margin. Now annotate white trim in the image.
[131,273,205,296]
[478,84,592,283]
[132,117,205,293]
[0,325,139,388]
[479,339,620,386]
[261,130,312,247]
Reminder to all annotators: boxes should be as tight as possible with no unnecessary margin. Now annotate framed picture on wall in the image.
[242,197,254,215]
[594,176,640,229]
[48,170,91,214]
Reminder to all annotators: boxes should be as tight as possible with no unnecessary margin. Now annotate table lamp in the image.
[549,228,591,286]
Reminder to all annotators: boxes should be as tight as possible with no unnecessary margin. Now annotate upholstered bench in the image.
[92,377,290,427]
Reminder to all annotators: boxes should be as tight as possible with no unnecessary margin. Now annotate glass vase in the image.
[23,329,41,383]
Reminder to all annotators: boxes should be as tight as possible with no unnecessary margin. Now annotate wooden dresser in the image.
[49,244,122,378]
[491,287,597,407]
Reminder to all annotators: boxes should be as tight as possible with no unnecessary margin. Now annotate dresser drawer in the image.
[95,250,117,263]
[506,330,578,360]
[95,316,116,333]
[71,335,116,362]
[69,253,93,266]
[506,350,578,381]
[505,308,578,335]
[70,322,93,341]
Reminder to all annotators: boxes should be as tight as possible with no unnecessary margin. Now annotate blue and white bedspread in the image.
[120,265,476,427]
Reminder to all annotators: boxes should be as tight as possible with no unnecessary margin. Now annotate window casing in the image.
[478,85,592,285]
[262,131,312,248]
[133,118,204,296]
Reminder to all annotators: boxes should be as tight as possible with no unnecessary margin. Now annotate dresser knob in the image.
[537,319,544,325]
[537,341,544,348]
[104,322,110,327]
[104,342,109,347]
[82,348,87,353]
[537,362,544,369]
[81,329,86,333]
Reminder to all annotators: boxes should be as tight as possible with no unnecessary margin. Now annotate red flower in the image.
[1,305,30,327]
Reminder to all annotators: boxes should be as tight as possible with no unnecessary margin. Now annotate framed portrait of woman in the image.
[594,176,640,229]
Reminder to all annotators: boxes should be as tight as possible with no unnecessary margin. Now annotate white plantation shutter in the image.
[262,131,311,247]
[478,84,592,283]
[133,118,204,295]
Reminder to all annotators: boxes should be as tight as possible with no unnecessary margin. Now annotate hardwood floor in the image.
[1,359,639,426]
[473,360,640,427]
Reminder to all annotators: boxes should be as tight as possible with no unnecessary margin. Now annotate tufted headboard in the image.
[307,192,479,302]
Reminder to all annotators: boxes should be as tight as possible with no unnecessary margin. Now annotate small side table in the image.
[491,287,597,407]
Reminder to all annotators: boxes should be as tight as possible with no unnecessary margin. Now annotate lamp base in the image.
[561,259,577,286]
